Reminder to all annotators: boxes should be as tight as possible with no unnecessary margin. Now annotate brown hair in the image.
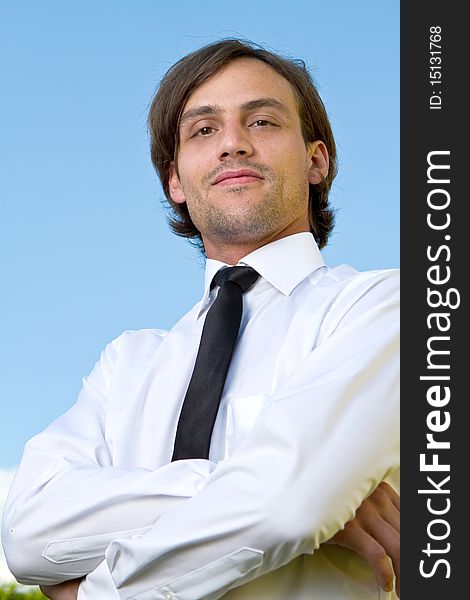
[148,39,337,251]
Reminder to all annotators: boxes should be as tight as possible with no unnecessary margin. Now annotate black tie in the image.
[171,266,259,461]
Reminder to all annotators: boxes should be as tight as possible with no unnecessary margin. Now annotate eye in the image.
[197,126,213,136]
[252,119,273,127]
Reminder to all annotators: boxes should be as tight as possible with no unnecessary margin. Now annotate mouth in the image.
[212,169,264,187]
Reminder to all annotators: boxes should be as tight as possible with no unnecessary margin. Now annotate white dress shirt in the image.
[2,233,399,600]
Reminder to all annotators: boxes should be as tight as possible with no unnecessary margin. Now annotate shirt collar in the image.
[196,232,325,319]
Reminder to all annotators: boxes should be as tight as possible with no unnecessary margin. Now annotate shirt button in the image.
[164,592,175,600]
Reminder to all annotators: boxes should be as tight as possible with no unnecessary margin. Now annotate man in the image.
[2,39,399,599]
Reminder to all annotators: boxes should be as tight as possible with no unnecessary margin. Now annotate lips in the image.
[212,169,263,186]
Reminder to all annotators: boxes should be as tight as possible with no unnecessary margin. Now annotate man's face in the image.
[169,58,328,258]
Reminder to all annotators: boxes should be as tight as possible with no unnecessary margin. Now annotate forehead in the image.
[183,57,299,114]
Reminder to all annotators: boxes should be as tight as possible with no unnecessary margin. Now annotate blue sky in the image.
[0,0,399,469]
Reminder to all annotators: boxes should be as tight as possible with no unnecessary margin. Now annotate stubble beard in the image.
[182,165,308,246]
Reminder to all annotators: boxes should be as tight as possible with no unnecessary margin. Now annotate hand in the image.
[40,577,83,600]
[325,482,400,597]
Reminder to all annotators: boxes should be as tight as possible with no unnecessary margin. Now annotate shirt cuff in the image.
[78,559,120,600]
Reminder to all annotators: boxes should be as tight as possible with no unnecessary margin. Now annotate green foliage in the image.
[0,583,46,599]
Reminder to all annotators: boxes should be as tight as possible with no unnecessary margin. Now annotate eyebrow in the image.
[179,97,290,127]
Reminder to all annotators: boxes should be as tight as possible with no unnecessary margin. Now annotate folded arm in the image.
[327,480,400,596]
[41,483,401,600]
[79,271,400,599]
[1,334,215,585]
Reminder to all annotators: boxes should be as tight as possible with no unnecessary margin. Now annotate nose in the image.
[217,122,254,160]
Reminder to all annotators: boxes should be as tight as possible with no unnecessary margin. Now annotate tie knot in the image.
[212,266,259,294]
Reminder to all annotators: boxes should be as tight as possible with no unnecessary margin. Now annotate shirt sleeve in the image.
[79,270,400,600]
[1,332,216,586]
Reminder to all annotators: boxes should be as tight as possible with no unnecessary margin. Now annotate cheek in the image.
[270,136,308,167]
[177,158,207,189]
[273,149,309,184]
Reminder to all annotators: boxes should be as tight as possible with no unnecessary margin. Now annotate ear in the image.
[168,162,186,204]
[307,141,329,185]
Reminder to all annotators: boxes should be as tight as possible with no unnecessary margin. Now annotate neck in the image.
[205,243,262,266]
[203,223,310,265]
